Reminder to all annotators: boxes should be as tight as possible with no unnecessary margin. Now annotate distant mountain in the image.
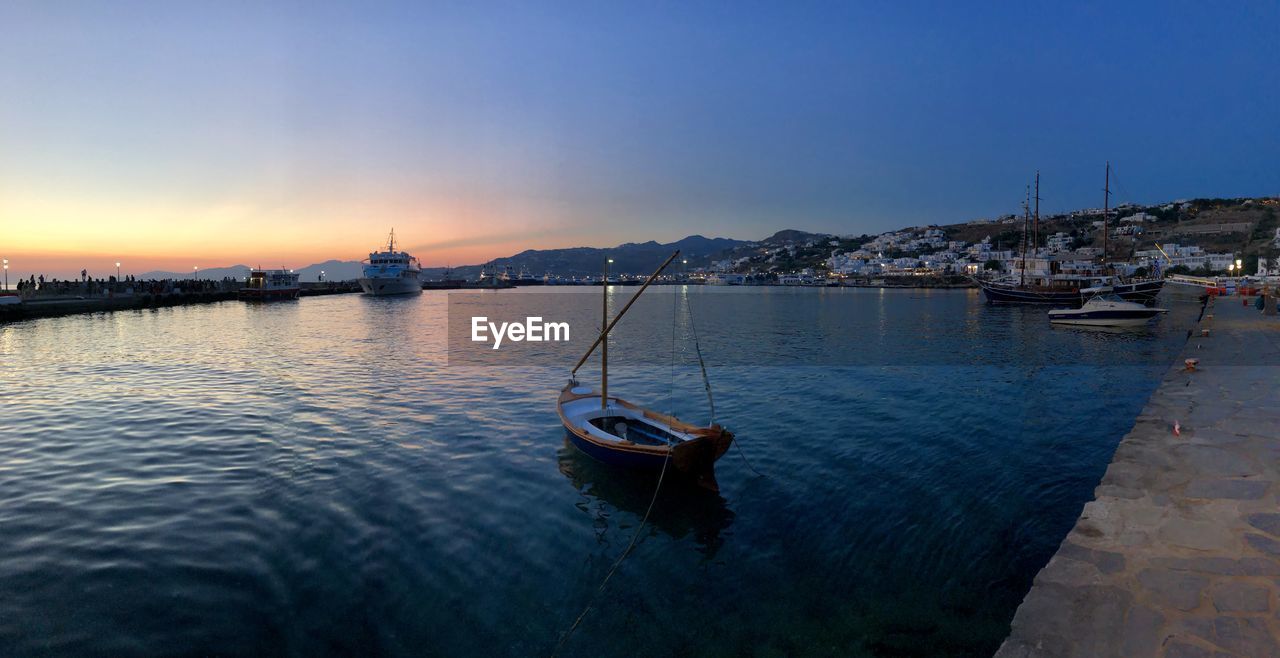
[760,229,828,245]
[475,234,749,277]
[138,265,251,281]
[296,260,362,282]
[130,231,826,283]
[137,261,364,282]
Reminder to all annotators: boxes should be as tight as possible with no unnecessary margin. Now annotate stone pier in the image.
[997,297,1280,657]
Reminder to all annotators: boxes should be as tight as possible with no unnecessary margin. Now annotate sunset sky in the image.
[2,1,1276,279]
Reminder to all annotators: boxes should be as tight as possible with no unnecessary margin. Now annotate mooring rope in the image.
[551,450,671,657]
[684,292,715,425]
[685,293,763,478]
[669,285,679,414]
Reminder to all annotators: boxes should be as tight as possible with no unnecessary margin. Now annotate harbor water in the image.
[0,288,1202,656]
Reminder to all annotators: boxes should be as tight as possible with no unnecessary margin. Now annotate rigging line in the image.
[551,450,671,658]
[669,285,678,414]
[733,434,764,478]
[684,293,761,476]
[684,292,714,425]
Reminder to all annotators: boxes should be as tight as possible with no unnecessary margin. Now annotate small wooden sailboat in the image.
[557,251,734,492]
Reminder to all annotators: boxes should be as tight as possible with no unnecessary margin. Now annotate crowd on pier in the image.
[10,272,238,298]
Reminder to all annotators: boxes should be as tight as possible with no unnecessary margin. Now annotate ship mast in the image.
[1020,185,1030,286]
[1033,171,1041,256]
[1102,162,1110,267]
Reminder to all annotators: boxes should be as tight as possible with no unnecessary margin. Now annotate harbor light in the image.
[3,258,7,291]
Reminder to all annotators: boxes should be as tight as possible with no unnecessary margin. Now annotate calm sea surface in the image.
[0,287,1200,656]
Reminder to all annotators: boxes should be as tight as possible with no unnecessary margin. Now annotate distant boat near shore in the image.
[1048,288,1169,326]
[238,268,300,301]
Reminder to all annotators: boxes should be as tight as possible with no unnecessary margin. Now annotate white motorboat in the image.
[1048,288,1168,327]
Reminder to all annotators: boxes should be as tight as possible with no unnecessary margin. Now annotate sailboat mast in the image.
[1020,185,1030,287]
[1033,171,1041,254]
[1102,162,1111,266]
[601,258,610,410]
[571,250,681,378]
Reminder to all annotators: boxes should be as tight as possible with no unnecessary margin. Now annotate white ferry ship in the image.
[359,229,422,296]
[239,268,301,301]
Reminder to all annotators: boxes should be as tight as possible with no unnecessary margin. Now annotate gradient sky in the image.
[2,1,1277,278]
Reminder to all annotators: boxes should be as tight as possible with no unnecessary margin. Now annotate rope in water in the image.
[684,294,762,477]
[551,450,671,657]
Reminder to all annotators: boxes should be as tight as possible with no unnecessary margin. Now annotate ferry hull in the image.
[359,277,422,296]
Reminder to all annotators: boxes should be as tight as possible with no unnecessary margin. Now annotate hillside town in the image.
[699,196,1280,285]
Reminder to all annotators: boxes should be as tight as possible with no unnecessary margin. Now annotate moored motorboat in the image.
[1048,288,1168,327]
[556,251,734,491]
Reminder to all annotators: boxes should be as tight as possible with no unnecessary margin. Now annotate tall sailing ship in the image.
[976,165,1165,305]
[358,229,422,296]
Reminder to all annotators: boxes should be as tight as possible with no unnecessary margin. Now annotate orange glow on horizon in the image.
[1,193,637,277]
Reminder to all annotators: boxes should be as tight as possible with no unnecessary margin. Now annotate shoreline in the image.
[996,297,1280,656]
[0,284,361,323]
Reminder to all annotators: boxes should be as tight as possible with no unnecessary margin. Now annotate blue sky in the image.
[1,1,1276,271]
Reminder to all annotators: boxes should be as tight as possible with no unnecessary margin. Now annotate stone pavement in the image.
[996,297,1280,658]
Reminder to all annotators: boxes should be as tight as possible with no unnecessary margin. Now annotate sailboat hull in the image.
[977,278,1165,306]
[557,385,733,492]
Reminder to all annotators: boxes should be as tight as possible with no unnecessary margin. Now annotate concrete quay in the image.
[0,284,361,323]
[997,297,1280,657]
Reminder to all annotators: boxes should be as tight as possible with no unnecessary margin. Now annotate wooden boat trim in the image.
[556,386,732,458]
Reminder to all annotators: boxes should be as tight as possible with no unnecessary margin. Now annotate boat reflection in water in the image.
[557,440,735,559]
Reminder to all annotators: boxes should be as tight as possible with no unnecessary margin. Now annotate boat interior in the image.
[589,415,682,447]
[561,393,694,446]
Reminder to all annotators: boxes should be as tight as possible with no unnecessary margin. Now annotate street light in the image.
[193,265,199,280]
[1236,259,1243,275]
[2,258,7,291]
[320,270,325,282]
